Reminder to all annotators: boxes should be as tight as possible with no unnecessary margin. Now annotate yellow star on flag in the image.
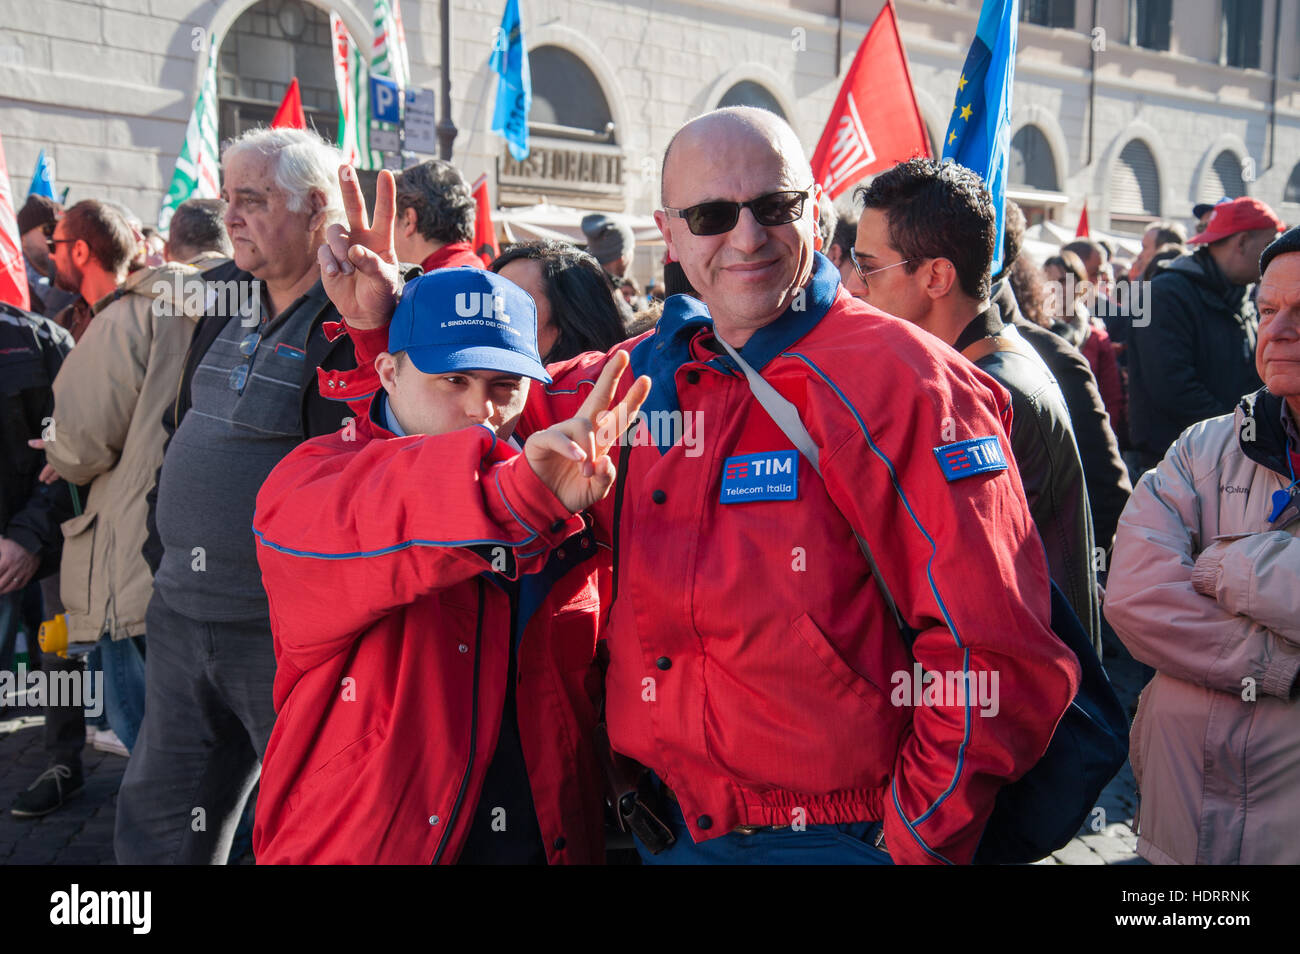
[957,73,968,92]
[948,130,957,145]
[960,103,973,121]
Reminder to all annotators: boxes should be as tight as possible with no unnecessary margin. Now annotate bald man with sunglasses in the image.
[325,107,1078,865]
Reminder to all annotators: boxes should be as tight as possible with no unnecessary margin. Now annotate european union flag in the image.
[28,149,55,199]
[941,0,1019,274]
[490,0,531,161]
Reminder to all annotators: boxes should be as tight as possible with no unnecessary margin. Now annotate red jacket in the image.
[420,242,484,273]
[525,256,1078,864]
[251,394,606,864]
[1079,318,1127,445]
[335,254,1080,864]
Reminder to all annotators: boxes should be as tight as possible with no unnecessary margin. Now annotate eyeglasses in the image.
[849,249,917,284]
[46,237,74,254]
[662,189,811,236]
[228,331,262,392]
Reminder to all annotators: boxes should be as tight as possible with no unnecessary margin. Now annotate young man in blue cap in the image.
[251,264,648,863]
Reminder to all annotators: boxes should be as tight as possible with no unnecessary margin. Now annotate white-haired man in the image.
[117,128,360,864]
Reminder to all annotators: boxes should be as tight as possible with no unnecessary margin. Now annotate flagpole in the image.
[834,0,842,77]
[438,0,458,159]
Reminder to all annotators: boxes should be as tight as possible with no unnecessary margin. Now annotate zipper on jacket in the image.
[608,436,636,607]
[431,577,486,864]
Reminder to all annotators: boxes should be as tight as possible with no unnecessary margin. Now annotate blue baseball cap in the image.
[388,268,551,384]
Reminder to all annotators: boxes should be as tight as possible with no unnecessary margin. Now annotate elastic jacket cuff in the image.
[1190,543,1227,598]
[492,454,584,550]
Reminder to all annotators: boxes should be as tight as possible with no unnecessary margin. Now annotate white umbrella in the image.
[494,203,663,247]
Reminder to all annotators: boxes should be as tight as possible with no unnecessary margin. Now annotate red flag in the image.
[471,175,500,267]
[0,130,32,311]
[1075,202,1090,237]
[810,0,930,201]
[272,78,307,130]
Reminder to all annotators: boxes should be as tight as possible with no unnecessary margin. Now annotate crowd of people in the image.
[1,109,1296,865]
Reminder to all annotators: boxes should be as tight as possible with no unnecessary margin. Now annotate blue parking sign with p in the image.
[370,76,401,123]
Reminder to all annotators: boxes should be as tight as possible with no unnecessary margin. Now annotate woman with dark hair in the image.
[489,240,629,363]
[1045,251,1127,449]
[1007,255,1051,329]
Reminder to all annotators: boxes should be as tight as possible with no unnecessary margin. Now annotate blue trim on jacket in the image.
[783,347,967,865]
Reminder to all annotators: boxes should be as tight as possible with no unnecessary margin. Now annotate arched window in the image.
[1109,139,1160,232]
[529,46,615,141]
[217,0,339,144]
[1197,150,1248,203]
[1286,162,1300,204]
[499,45,624,212]
[717,81,786,120]
[1009,125,1058,192]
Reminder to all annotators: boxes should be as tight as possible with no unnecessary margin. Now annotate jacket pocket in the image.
[286,726,387,814]
[58,511,98,619]
[232,344,306,437]
[701,612,900,796]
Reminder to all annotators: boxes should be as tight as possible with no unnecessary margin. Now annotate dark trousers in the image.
[114,591,277,865]
[0,582,85,766]
[635,792,894,865]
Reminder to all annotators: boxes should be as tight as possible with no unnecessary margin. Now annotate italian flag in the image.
[159,38,220,233]
[370,0,410,91]
[331,13,375,170]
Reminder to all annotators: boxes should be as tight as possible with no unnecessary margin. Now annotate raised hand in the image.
[524,351,652,514]
[318,164,402,330]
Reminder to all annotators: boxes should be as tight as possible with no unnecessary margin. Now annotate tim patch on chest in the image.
[719,450,798,504]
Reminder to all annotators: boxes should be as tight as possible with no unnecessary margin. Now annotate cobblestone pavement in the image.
[0,712,120,865]
[1,649,1149,866]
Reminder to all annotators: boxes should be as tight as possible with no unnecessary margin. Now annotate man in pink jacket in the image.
[1106,226,1300,864]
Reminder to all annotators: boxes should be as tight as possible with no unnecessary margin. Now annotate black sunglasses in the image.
[46,237,74,253]
[662,189,811,236]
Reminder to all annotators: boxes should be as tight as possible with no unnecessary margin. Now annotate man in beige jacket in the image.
[12,201,136,818]
[1105,226,1300,864]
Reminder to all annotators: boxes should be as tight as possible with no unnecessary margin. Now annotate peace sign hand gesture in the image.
[524,351,652,514]
[318,164,402,331]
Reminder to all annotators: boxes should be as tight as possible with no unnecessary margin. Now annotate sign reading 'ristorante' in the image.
[498,138,625,210]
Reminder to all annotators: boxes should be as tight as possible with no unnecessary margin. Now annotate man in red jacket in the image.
[323,107,1079,865]
[392,159,484,272]
[252,254,648,863]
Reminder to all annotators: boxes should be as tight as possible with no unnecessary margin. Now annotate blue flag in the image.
[941,0,1018,275]
[28,149,56,199]
[490,0,531,161]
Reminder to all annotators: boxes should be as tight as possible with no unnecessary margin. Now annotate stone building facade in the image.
[2,0,1297,245]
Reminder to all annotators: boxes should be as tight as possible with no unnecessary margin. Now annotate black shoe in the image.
[11,763,84,817]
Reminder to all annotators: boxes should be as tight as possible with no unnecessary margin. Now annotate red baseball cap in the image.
[1188,196,1284,245]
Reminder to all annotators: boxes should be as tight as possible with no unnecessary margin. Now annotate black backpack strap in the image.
[608,430,635,607]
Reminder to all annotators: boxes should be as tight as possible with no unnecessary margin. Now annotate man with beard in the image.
[47,201,133,343]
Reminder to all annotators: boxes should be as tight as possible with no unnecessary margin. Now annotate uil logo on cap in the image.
[389,268,552,384]
[456,292,511,324]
